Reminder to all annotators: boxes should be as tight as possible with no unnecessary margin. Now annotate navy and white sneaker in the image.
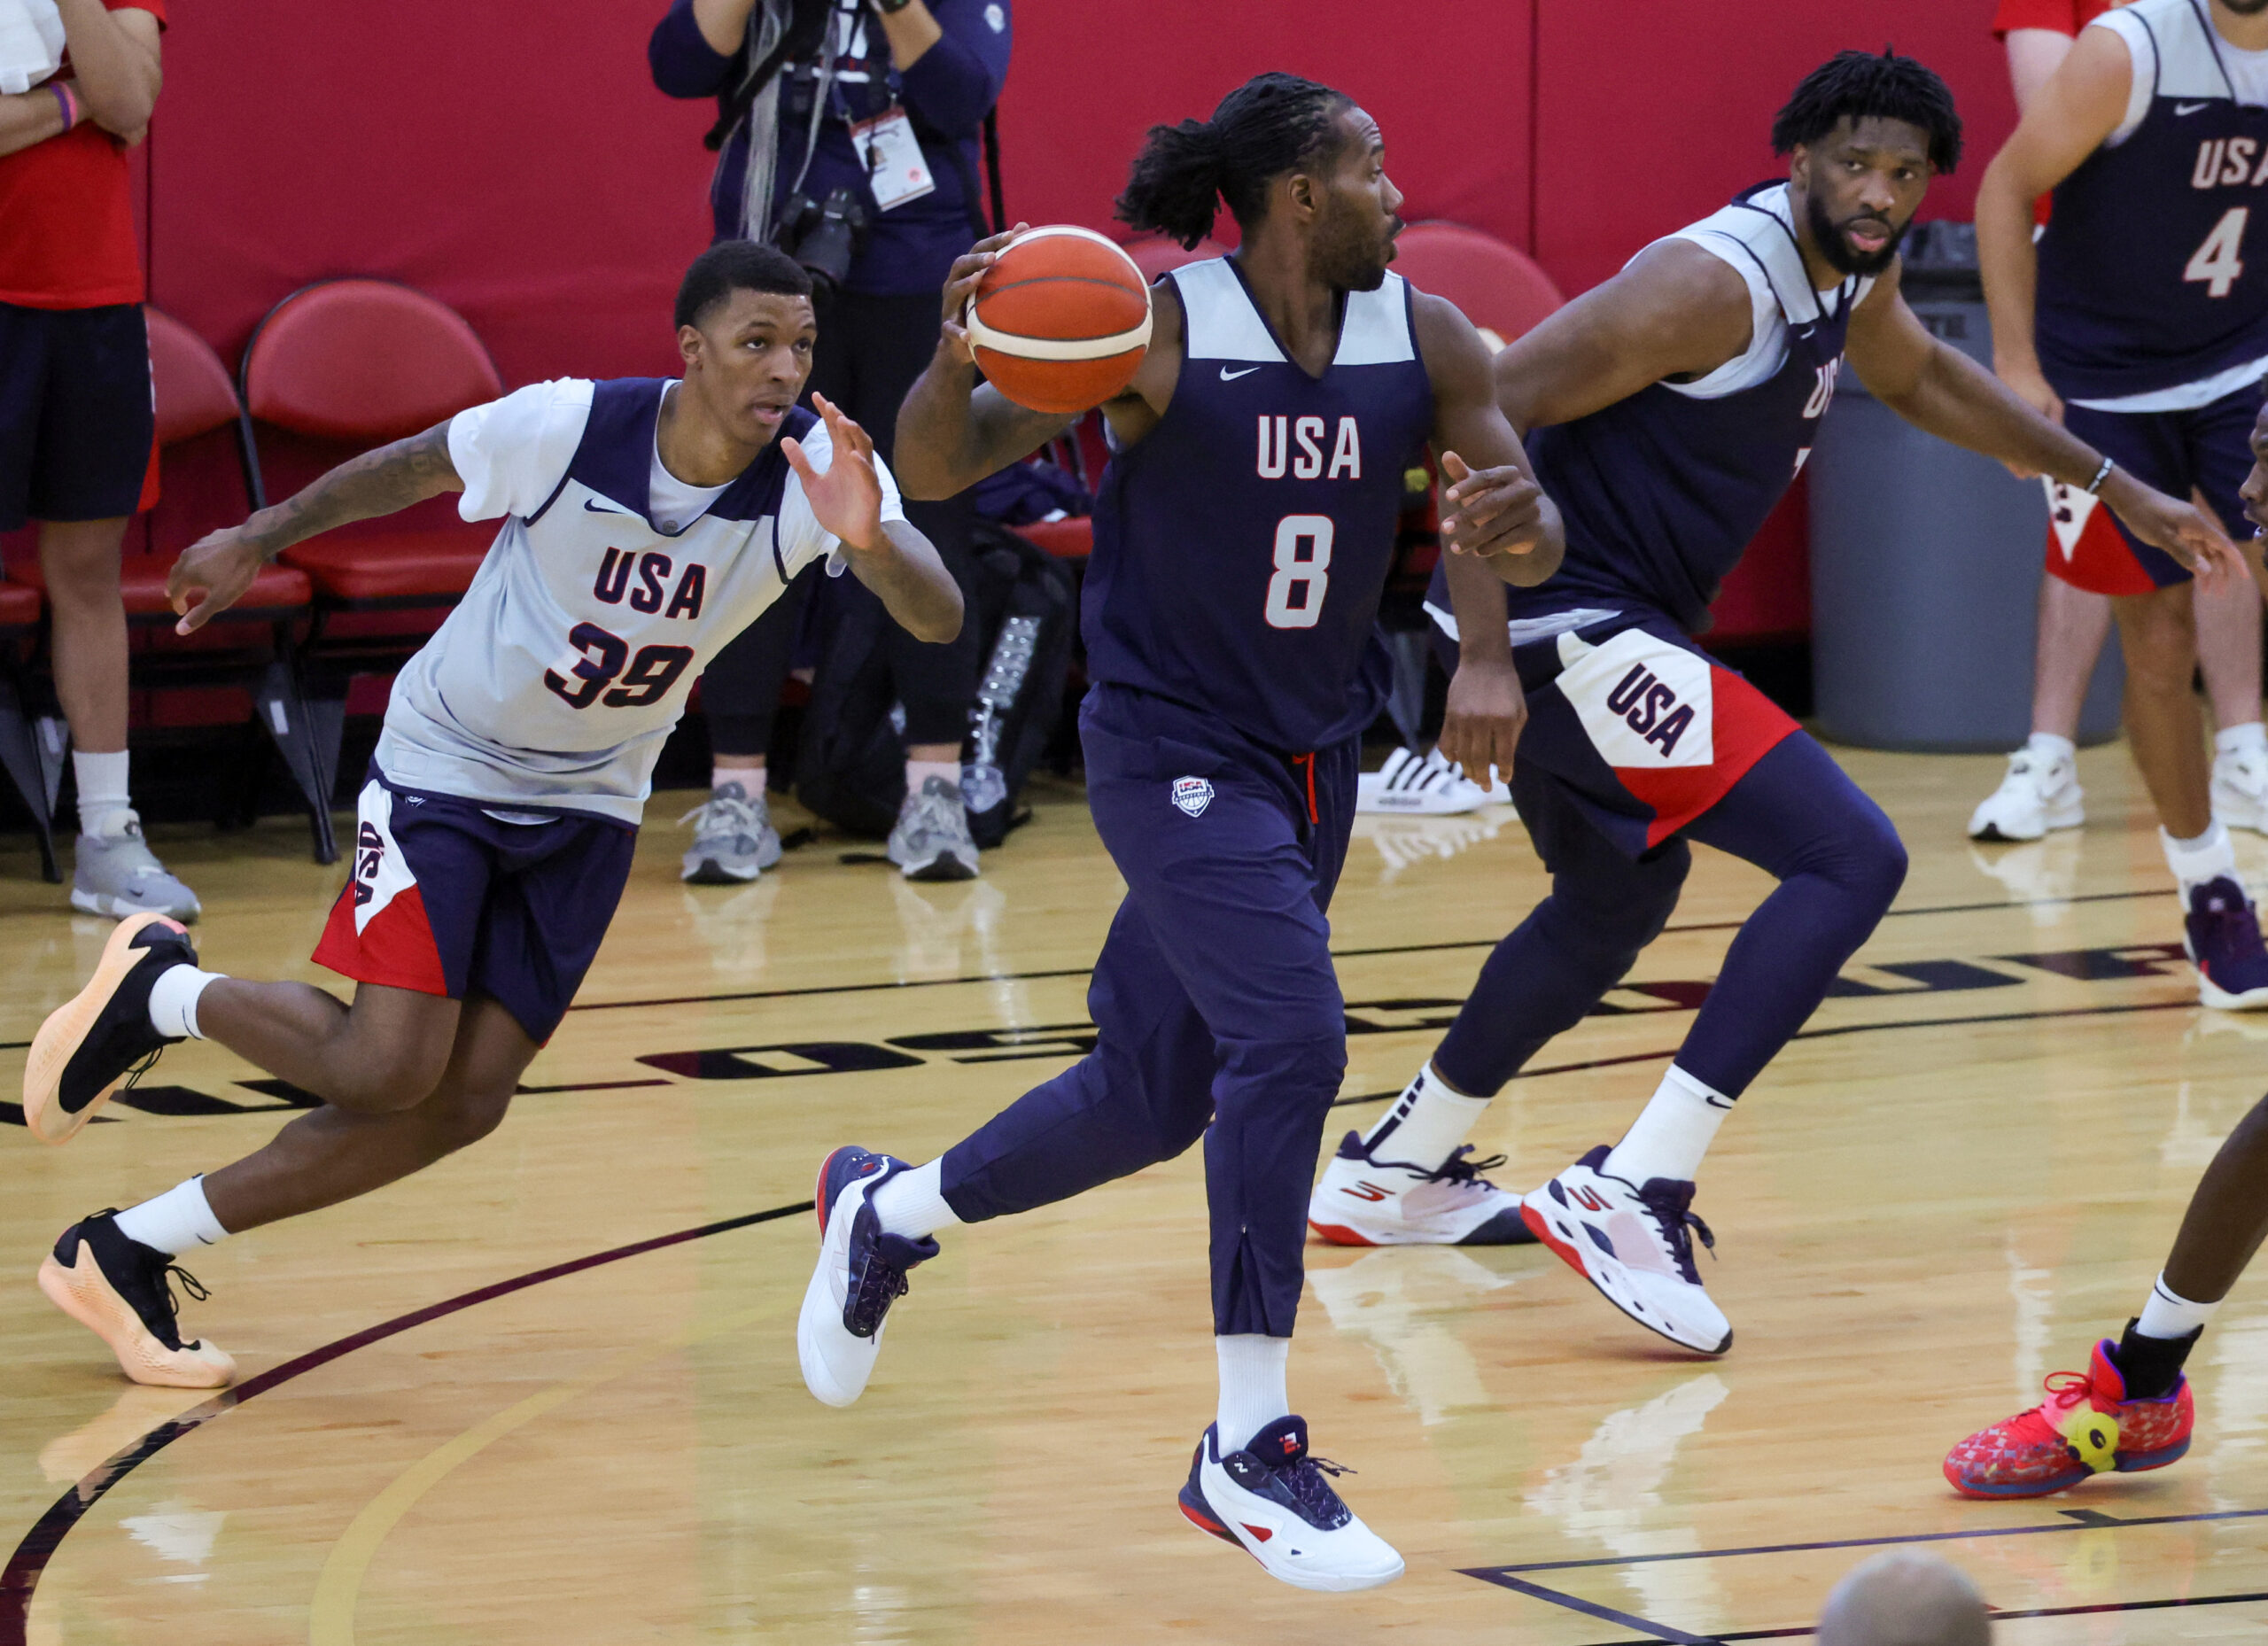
[1521,1146,1731,1355]
[1308,1130,1536,1246]
[2182,876,2268,1010]
[796,1146,937,1407]
[1177,1417,1403,1592]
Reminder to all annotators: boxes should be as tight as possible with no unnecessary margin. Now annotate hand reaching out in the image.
[782,392,887,555]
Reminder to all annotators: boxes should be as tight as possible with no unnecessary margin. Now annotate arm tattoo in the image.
[244,423,461,561]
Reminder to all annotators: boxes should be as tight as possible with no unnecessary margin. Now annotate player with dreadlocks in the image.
[788,70,1564,1591]
[1306,50,2239,1357]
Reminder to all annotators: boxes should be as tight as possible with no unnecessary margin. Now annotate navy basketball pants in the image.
[1427,613,1908,1102]
[939,683,1357,1339]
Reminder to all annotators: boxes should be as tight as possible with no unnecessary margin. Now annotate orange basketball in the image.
[967,226,1153,415]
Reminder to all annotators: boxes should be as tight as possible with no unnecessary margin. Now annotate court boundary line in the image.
[560,889,2164,1016]
[1464,1504,2268,1642]
[0,1200,812,1646]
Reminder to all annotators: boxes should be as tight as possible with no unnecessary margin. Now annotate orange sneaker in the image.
[37,1212,236,1389]
[21,912,194,1145]
[1944,1338,2192,1498]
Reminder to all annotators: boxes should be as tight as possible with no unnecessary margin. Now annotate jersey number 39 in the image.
[543,623,695,710]
[1264,515,1334,630]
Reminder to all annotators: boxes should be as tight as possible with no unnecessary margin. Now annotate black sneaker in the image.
[22,912,196,1144]
[36,1210,236,1387]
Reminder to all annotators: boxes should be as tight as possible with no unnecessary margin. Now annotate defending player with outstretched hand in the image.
[27,241,963,1397]
[1315,50,2242,1362]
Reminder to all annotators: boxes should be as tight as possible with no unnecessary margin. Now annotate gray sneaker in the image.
[70,812,201,923]
[887,775,980,881]
[679,782,783,884]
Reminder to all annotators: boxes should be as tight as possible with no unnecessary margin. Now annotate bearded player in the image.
[792,73,1560,1591]
[1306,51,2239,1363]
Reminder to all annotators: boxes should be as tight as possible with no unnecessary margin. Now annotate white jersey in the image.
[374,377,904,824]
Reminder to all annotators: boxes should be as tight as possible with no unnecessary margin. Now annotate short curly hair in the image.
[1772,48,1963,175]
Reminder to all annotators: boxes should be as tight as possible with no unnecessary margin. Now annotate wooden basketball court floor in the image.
[6,742,2268,1645]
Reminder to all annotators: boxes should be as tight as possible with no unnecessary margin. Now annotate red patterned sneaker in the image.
[1944,1339,2194,1499]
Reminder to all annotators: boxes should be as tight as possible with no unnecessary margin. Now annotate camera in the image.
[776,187,871,294]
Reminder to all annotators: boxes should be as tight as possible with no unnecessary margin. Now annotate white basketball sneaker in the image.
[2212,747,2268,835]
[1520,1146,1731,1355]
[1177,1417,1404,1592]
[796,1146,937,1408]
[1969,748,2084,842]
[1355,747,1509,816]
[1308,1130,1536,1246]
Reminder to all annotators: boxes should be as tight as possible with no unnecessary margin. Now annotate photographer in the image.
[650,0,1010,883]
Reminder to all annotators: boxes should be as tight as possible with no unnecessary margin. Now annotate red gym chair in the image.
[237,278,505,814]
[1387,221,1565,349]
[0,308,331,878]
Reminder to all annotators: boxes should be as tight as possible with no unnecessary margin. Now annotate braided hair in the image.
[1772,48,1963,174]
[1115,73,1355,249]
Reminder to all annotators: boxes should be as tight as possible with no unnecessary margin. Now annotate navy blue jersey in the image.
[2038,0,2268,400]
[1084,258,1434,752]
[1428,184,1863,638]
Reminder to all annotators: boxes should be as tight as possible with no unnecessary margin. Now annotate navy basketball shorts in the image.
[0,301,156,532]
[312,765,637,1044]
[2051,383,2265,595]
[1443,609,1800,855]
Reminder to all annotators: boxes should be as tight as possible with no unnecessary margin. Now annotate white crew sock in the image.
[113,1176,230,1255]
[1358,1061,1489,1173]
[2162,821,2239,895]
[905,758,959,799]
[73,749,131,839]
[1604,1065,1734,1186]
[2216,722,2268,758]
[2136,1272,2221,1339]
[2025,731,2077,767]
[1215,1333,1291,1454]
[872,1158,963,1241]
[147,964,223,1040]
[711,765,764,796]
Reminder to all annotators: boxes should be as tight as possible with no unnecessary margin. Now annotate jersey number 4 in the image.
[543,622,695,709]
[2186,207,2249,299]
[1264,515,1334,630]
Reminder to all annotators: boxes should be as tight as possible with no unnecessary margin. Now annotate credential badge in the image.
[1171,776,1215,817]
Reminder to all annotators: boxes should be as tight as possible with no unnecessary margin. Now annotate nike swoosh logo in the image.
[2177,101,2212,115]
[584,499,627,515]
[1219,365,1262,382]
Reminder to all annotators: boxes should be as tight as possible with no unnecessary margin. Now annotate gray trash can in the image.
[1808,221,2122,751]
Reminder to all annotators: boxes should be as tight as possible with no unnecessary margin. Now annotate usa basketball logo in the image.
[1172,776,1215,817]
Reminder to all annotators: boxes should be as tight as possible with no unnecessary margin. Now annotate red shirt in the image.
[1991,0,2113,40]
[0,0,166,310]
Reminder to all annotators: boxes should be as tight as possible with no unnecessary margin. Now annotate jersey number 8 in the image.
[1264,515,1335,630]
[544,622,695,710]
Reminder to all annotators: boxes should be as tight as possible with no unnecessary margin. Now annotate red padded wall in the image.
[126,0,2016,649]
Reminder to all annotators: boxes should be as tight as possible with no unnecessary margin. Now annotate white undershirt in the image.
[649,387,733,535]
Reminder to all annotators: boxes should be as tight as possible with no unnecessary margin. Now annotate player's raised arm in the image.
[1844,260,2243,585]
[894,227,1170,500]
[788,393,964,644]
[1491,240,1757,435]
[166,420,463,634]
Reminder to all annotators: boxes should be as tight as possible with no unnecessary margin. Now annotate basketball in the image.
[965,225,1153,414]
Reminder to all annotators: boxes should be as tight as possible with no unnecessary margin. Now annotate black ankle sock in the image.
[2108,1319,2202,1401]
